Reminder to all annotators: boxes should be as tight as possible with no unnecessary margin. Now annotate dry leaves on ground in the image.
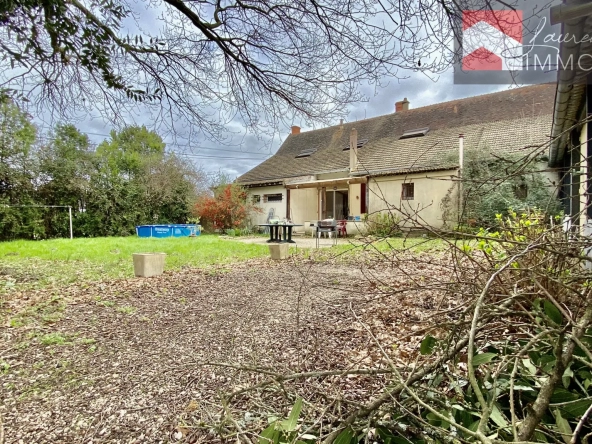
[0,253,461,443]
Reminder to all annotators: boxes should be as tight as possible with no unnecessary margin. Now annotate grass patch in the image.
[79,337,96,345]
[39,332,70,346]
[0,235,269,292]
[7,294,66,327]
[0,235,445,293]
[9,317,25,328]
[116,305,136,315]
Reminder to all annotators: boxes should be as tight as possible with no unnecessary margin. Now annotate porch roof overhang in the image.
[285,176,367,189]
[548,2,592,167]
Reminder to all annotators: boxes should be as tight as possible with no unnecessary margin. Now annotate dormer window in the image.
[343,139,368,151]
[295,148,317,158]
[400,127,429,139]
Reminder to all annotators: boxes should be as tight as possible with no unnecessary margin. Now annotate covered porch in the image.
[285,176,368,235]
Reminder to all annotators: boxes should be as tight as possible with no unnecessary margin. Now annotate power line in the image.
[35,130,274,157]
[33,135,272,161]
[175,153,269,161]
[170,144,272,157]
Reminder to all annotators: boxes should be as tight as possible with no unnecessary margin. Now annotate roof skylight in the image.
[399,127,429,139]
[343,139,369,151]
[295,148,317,158]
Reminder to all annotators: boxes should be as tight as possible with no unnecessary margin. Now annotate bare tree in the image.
[0,0,521,141]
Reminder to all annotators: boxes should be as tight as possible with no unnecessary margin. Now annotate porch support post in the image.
[321,187,326,220]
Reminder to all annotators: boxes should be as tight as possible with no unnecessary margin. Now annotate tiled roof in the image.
[237,84,555,184]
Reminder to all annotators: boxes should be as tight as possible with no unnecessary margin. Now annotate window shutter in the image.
[361,183,367,213]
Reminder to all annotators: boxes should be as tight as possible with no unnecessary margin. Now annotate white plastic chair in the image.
[309,221,317,237]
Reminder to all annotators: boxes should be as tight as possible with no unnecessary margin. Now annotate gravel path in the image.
[0,256,452,443]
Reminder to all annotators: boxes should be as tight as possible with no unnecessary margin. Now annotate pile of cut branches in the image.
[207,211,592,444]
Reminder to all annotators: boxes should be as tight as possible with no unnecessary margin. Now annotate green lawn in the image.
[0,234,448,293]
[0,235,269,292]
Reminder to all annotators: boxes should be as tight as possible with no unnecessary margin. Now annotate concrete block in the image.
[133,253,166,277]
[268,243,289,260]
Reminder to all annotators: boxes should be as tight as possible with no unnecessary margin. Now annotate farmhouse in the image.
[238,84,557,232]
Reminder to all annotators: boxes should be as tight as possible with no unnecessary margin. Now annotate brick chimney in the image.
[291,125,301,135]
[349,128,358,172]
[395,98,410,112]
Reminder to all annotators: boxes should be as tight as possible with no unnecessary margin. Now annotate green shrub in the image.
[239,227,253,236]
[453,223,480,235]
[365,212,402,237]
[441,147,561,228]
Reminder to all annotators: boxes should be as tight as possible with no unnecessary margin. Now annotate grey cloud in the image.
[36,69,519,177]
[28,0,557,178]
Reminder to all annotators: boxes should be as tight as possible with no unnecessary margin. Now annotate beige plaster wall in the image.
[246,185,286,226]
[316,171,350,180]
[367,166,561,229]
[246,163,561,233]
[349,183,362,216]
[368,170,458,228]
[289,188,318,229]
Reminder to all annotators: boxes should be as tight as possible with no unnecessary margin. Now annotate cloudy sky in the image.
[28,0,561,179]
[36,72,506,178]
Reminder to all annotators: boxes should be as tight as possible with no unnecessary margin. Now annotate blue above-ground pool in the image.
[136,224,201,238]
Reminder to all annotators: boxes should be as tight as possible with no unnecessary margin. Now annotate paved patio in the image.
[235,234,355,248]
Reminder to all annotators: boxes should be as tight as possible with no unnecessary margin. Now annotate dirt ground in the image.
[0,256,452,443]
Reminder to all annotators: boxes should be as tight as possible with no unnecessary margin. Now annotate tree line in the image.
[0,98,206,240]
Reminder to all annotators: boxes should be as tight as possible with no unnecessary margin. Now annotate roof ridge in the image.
[288,83,555,137]
[238,84,555,184]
